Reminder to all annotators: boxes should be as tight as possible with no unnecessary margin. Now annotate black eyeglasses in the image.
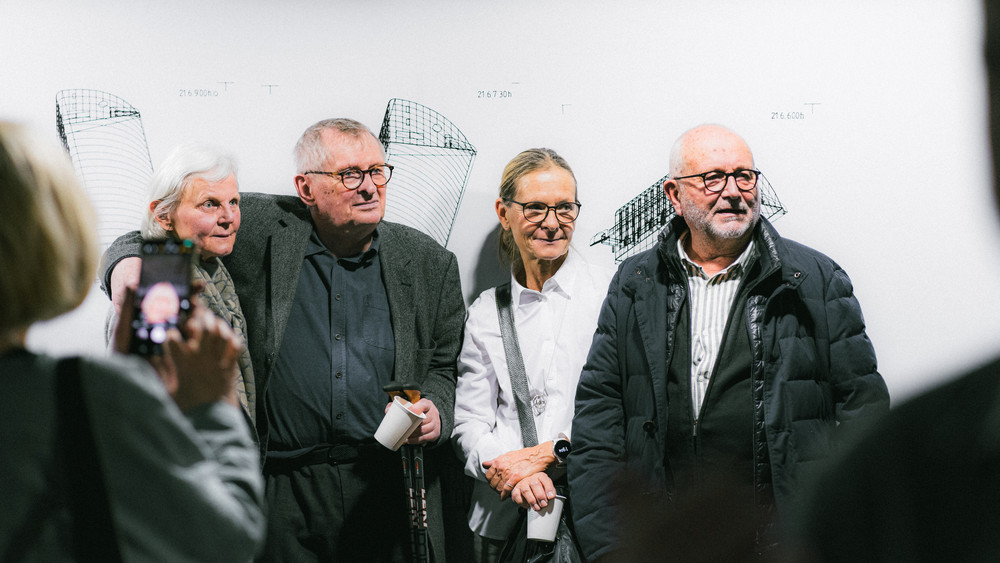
[304,165,394,190]
[672,168,760,193]
[504,199,582,224]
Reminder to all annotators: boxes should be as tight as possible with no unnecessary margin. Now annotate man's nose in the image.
[356,174,378,196]
[719,174,742,197]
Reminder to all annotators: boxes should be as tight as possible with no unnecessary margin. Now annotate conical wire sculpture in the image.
[56,89,154,251]
[378,99,477,247]
[591,173,788,263]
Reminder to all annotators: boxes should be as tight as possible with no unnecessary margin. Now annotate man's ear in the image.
[295,175,315,207]
[664,179,683,216]
[150,200,173,230]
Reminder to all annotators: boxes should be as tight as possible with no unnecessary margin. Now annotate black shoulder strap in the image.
[494,283,538,447]
[56,357,123,562]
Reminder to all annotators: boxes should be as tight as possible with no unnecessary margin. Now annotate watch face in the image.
[555,439,571,459]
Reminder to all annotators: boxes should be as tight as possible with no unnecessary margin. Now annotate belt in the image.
[263,443,388,474]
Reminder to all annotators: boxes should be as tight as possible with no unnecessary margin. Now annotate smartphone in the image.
[128,238,197,356]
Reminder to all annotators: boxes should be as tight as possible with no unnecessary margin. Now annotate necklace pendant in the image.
[531,393,547,416]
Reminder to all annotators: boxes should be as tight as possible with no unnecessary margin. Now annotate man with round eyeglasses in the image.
[569,124,889,561]
[102,118,466,562]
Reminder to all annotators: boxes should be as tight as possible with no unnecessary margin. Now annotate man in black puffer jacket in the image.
[568,124,889,562]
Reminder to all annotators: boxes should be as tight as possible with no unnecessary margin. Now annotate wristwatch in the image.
[553,435,571,465]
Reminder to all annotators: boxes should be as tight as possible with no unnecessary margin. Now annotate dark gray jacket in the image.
[222,194,465,447]
[568,216,889,562]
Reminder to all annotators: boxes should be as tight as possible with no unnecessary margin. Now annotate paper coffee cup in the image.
[374,396,426,451]
[526,494,566,542]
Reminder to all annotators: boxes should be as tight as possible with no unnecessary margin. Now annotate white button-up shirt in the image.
[453,248,613,539]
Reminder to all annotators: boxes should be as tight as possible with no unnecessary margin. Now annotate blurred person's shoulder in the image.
[78,353,167,403]
[0,351,165,421]
[885,357,1000,441]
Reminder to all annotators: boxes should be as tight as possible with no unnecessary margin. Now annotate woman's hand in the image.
[511,471,557,511]
[482,441,556,499]
[112,288,239,412]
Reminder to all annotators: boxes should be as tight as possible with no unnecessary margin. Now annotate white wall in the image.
[5,0,995,403]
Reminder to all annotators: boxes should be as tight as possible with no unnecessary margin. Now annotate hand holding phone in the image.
[128,238,197,356]
[163,306,242,412]
[116,286,241,411]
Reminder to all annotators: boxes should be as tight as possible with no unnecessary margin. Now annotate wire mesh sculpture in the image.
[378,99,477,247]
[55,89,154,251]
[590,172,788,263]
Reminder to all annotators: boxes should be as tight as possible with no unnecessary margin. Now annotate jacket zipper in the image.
[692,417,699,455]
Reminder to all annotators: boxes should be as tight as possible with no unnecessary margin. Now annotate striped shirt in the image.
[677,237,758,413]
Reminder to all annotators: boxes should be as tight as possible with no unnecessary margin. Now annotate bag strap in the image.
[495,283,538,448]
[56,357,123,562]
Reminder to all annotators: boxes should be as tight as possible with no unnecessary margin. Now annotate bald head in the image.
[669,124,754,178]
[662,124,761,262]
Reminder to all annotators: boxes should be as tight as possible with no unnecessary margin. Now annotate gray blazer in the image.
[226,192,465,446]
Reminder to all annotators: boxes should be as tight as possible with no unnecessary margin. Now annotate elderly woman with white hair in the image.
[0,122,265,561]
[104,144,257,429]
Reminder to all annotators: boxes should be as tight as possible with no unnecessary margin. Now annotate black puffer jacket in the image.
[568,217,889,562]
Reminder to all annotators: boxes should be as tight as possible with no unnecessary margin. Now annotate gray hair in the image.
[142,144,238,238]
[293,118,383,173]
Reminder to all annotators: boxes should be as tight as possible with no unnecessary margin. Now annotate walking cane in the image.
[384,383,430,563]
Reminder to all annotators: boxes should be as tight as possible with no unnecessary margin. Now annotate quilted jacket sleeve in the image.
[569,267,629,562]
[824,265,889,437]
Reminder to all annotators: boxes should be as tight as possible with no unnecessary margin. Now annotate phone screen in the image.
[129,238,196,356]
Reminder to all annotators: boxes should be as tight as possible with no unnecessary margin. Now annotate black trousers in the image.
[259,454,410,562]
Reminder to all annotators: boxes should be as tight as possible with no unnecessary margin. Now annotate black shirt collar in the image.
[306,227,380,267]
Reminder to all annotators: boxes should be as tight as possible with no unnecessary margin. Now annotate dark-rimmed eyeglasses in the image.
[672,168,760,193]
[504,199,582,224]
[304,165,393,190]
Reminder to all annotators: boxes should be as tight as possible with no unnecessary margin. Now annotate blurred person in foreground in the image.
[789,3,1000,561]
[0,121,265,561]
[452,148,612,561]
[569,124,890,561]
[103,144,257,433]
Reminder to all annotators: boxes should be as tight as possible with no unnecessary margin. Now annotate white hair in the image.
[142,144,238,238]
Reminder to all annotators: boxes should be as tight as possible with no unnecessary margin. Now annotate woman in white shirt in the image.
[453,148,612,560]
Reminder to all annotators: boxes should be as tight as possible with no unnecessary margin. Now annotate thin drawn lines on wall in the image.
[55,89,153,251]
[379,99,477,247]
